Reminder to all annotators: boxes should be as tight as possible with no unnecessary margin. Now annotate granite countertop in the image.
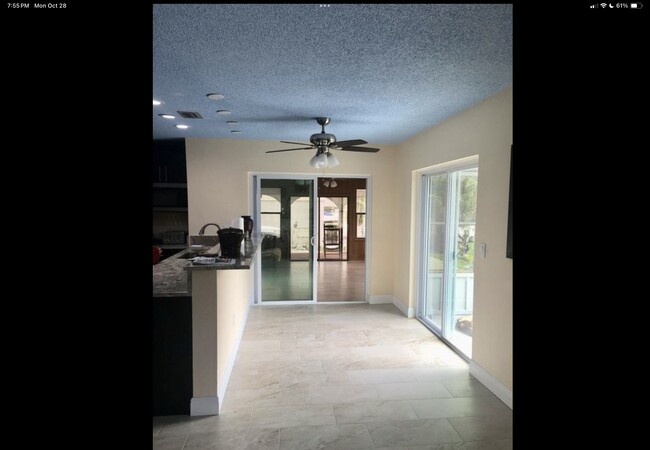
[153,235,262,297]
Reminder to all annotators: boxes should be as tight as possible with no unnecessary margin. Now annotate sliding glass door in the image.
[257,177,316,302]
[418,163,478,358]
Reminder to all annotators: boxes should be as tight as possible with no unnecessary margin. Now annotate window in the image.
[356,189,366,238]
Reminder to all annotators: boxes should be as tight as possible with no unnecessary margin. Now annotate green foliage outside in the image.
[428,239,474,273]
[428,173,477,273]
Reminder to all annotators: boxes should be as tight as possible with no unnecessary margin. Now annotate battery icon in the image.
[631,3,642,8]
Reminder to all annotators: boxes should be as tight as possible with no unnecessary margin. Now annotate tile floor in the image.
[153,303,512,449]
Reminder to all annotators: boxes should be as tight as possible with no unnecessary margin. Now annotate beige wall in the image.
[217,268,251,397]
[395,86,512,390]
[185,138,398,297]
[190,267,252,404]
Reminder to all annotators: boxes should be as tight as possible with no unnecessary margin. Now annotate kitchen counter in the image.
[152,235,262,297]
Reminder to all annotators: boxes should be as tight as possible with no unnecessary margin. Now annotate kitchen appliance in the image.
[217,227,244,258]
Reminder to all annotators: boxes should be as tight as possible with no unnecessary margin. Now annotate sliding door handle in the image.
[310,236,316,247]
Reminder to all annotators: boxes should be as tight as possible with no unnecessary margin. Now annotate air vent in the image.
[177,111,203,119]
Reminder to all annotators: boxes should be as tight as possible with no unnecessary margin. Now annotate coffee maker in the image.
[217,227,244,258]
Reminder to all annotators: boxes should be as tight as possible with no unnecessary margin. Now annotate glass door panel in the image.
[260,178,314,301]
[423,174,447,331]
[447,168,477,356]
[418,165,478,359]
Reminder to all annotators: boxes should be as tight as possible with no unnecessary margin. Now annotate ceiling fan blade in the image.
[339,146,381,153]
[281,140,313,147]
[266,147,314,153]
[333,139,368,147]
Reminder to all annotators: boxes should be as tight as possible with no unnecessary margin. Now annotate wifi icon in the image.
[600,2,607,6]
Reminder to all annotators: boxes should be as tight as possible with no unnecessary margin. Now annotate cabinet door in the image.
[152,139,186,183]
[152,147,163,182]
[164,146,187,183]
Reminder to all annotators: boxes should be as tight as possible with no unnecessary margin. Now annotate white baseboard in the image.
[368,295,393,304]
[190,396,219,416]
[469,361,513,409]
[216,302,251,413]
[392,296,415,318]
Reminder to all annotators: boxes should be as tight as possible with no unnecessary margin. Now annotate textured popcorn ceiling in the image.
[153,4,512,145]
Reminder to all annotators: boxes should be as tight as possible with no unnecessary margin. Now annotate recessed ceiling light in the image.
[231,130,242,134]
[159,114,176,119]
[175,124,189,129]
[226,121,239,125]
[207,93,225,100]
[153,99,162,105]
[216,110,231,115]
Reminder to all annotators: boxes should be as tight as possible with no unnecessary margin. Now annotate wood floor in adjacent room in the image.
[317,260,365,302]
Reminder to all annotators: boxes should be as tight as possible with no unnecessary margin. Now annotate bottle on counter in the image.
[153,246,162,265]
[242,215,253,240]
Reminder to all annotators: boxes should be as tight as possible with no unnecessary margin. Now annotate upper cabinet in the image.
[153,138,187,184]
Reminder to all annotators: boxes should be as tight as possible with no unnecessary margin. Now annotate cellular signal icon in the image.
[589,3,597,7]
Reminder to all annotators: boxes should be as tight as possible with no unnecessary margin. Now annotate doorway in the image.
[316,177,367,302]
[417,160,478,358]
[252,174,368,304]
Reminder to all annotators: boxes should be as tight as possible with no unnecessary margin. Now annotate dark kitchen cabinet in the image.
[153,296,192,415]
[152,138,189,242]
[153,138,187,184]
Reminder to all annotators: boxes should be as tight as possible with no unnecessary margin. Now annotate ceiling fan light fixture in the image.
[317,152,328,167]
[330,179,337,188]
[326,152,339,168]
[309,154,320,168]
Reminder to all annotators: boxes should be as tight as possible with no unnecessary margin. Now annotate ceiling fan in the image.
[266,117,380,168]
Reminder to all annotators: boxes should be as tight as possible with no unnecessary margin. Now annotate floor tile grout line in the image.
[180,432,190,449]
[445,416,467,442]
[363,423,379,449]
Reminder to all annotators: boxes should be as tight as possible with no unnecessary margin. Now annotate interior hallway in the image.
[153,304,512,449]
